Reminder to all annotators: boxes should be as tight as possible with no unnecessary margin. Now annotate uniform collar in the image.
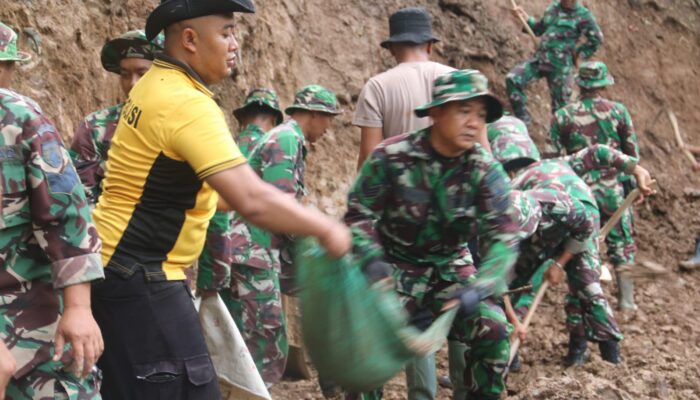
[153,53,213,97]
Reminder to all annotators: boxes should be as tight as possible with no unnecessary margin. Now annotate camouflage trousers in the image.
[511,247,623,343]
[220,264,288,386]
[593,182,636,266]
[506,59,574,124]
[5,359,101,400]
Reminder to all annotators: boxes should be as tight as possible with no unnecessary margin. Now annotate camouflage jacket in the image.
[487,115,529,143]
[546,95,639,185]
[197,124,270,289]
[344,127,520,296]
[69,103,122,206]
[528,1,603,68]
[0,88,104,378]
[512,144,637,253]
[230,119,307,270]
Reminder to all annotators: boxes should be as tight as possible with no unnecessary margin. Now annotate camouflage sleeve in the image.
[544,112,566,157]
[615,104,640,159]
[26,115,104,289]
[344,148,389,266]
[566,144,638,177]
[69,118,102,205]
[576,11,603,60]
[473,158,520,297]
[259,132,303,196]
[527,5,553,36]
[196,210,233,290]
[529,189,594,254]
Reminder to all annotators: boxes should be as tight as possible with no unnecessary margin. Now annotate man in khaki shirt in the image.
[353,7,454,169]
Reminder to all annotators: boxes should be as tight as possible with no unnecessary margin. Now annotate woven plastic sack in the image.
[296,239,458,392]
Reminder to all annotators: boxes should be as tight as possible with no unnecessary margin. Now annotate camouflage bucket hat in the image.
[490,133,541,166]
[511,190,542,240]
[100,30,165,74]
[233,88,284,125]
[285,85,343,116]
[487,115,529,143]
[415,69,503,122]
[0,22,31,62]
[576,61,614,89]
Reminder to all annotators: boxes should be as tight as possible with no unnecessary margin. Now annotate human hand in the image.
[545,262,565,286]
[511,6,528,21]
[318,220,352,259]
[54,306,104,378]
[632,165,656,204]
[0,341,16,400]
[510,320,528,342]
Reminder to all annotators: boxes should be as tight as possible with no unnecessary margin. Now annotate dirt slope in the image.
[2,1,700,399]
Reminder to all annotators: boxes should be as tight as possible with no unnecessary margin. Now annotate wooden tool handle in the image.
[599,180,657,241]
[508,280,549,365]
[509,0,538,45]
[667,109,698,167]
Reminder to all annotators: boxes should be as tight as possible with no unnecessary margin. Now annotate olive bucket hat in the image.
[233,88,284,125]
[285,85,343,116]
[146,0,255,41]
[0,22,31,62]
[100,30,164,74]
[414,69,503,123]
[576,61,615,89]
[380,7,440,49]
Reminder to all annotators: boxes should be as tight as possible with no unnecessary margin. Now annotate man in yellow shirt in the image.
[91,1,350,399]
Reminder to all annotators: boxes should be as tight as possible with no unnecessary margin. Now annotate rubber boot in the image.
[448,340,467,400]
[563,334,589,368]
[405,354,437,400]
[680,236,700,270]
[615,268,637,312]
[598,340,622,364]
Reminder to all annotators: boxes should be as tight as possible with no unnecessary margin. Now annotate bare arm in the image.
[357,126,383,170]
[0,340,16,399]
[206,164,351,257]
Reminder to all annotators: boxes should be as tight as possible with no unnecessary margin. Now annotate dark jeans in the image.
[92,269,220,400]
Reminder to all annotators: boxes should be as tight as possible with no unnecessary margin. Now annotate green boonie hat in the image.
[490,133,541,167]
[285,85,343,116]
[100,30,164,74]
[511,190,542,240]
[233,88,284,125]
[576,61,614,89]
[487,115,529,143]
[0,22,31,62]
[415,69,503,123]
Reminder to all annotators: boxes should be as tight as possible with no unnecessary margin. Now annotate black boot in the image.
[599,340,622,364]
[563,334,589,367]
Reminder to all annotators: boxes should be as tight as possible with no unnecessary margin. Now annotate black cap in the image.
[145,0,256,41]
[380,7,439,49]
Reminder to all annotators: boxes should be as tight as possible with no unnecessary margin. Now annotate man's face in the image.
[118,58,153,96]
[188,14,239,85]
[0,61,16,88]
[430,98,488,154]
[306,112,335,143]
[561,0,578,9]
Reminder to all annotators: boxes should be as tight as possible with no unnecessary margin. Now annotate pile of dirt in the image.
[3,0,700,398]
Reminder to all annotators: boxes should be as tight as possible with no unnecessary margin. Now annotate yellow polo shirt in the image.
[93,55,245,281]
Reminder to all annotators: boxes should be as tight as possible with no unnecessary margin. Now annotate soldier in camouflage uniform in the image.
[506,0,603,125]
[546,61,641,312]
[196,88,283,298]
[219,85,342,386]
[486,114,529,143]
[345,70,520,400]
[70,30,164,206]
[0,22,105,400]
[491,131,652,366]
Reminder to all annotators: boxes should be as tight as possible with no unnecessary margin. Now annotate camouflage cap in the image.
[576,61,614,89]
[233,88,284,125]
[414,69,503,122]
[511,190,542,240]
[490,133,541,167]
[487,115,529,143]
[0,22,31,62]
[285,84,343,116]
[100,30,164,74]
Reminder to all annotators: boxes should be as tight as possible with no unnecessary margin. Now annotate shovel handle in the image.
[509,0,539,45]
[667,109,698,167]
[599,180,657,241]
[508,280,549,365]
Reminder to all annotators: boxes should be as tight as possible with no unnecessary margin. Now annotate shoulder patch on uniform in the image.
[41,140,63,168]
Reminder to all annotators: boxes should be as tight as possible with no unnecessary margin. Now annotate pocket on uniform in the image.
[184,354,215,386]
[0,149,29,227]
[134,359,185,400]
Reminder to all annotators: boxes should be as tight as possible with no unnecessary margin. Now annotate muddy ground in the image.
[2,0,700,398]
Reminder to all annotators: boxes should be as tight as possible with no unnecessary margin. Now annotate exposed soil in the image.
[2,0,700,398]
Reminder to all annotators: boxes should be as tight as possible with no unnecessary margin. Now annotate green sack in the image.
[296,239,458,392]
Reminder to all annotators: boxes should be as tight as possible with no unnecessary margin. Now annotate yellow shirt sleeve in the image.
[169,97,246,179]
